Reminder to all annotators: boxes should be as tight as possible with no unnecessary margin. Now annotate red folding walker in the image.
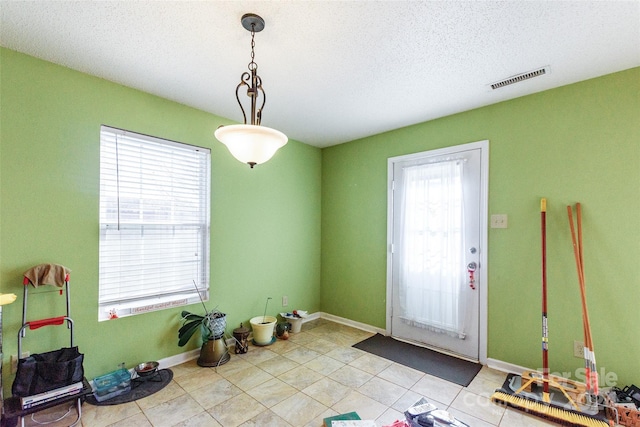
[3,264,90,427]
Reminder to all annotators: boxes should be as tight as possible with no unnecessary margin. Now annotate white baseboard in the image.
[303,311,321,322]
[316,311,387,335]
[158,313,525,377]
[486,358,530,375]
[158,348,200,369]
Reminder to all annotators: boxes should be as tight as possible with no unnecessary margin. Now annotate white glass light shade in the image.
[215,124,288,167]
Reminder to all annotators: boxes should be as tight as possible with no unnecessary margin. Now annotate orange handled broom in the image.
[541,198,550,403]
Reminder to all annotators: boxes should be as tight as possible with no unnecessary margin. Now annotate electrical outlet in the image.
[282,296,288,307]
[11,352,30,373]
[490,214,508,228]
[573,340,585,358]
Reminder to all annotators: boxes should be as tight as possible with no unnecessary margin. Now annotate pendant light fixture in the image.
[215,13,288,168]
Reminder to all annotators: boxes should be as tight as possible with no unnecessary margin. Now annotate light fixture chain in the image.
[249,25,257,71]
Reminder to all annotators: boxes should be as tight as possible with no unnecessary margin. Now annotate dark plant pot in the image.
[197,338,229,367]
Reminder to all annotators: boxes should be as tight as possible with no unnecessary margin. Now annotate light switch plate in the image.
[490,214,508,228]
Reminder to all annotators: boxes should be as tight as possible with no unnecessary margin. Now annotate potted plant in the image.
[178,309,226,346]
[177,289,228,366]
[178,308,227,366]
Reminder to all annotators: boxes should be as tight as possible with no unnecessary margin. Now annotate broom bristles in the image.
[491,391,610,427]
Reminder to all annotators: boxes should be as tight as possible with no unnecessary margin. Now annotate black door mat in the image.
[86,369,173,406]
[353,334,481,387]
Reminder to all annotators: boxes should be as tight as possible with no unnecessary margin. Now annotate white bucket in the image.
[288,317,302,333]
[249,316,277,345]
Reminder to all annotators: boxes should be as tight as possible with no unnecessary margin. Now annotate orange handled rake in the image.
[567,203,598,396]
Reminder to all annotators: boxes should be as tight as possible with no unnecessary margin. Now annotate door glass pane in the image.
[398,159,467,338]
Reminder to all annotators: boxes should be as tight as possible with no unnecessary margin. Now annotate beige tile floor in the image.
[19,319,562,427]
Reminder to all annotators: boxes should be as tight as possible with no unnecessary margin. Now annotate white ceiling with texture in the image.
[1,1,639,147]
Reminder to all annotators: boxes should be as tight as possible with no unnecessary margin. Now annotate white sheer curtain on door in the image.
[398,159,467,339]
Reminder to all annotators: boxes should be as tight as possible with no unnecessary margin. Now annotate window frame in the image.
[98,125,211,321]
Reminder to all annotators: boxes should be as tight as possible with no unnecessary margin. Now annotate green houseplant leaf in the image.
[178,317,204,347]
[180,311,205,322]
[177,309,226,347]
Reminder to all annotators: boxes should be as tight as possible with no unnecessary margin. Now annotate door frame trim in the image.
[385,140,489,364]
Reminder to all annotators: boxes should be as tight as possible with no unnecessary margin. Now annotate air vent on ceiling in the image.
[490,66,550,90]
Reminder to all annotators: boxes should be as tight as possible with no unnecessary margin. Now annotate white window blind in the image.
[98,126,210,321]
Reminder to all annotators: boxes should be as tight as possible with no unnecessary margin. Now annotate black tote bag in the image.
[12,346,84,397]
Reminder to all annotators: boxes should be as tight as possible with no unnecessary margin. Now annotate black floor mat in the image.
[353,334,481,386]
[86,369,173,406]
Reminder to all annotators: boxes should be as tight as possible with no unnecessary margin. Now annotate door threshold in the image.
[390,335,479,364]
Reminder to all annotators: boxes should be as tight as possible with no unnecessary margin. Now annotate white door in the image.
[387,141,488,361]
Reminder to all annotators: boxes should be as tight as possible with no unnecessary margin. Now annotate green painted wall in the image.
[0,48,322,392]
[321,67,640,387]
[1,46,638,397]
